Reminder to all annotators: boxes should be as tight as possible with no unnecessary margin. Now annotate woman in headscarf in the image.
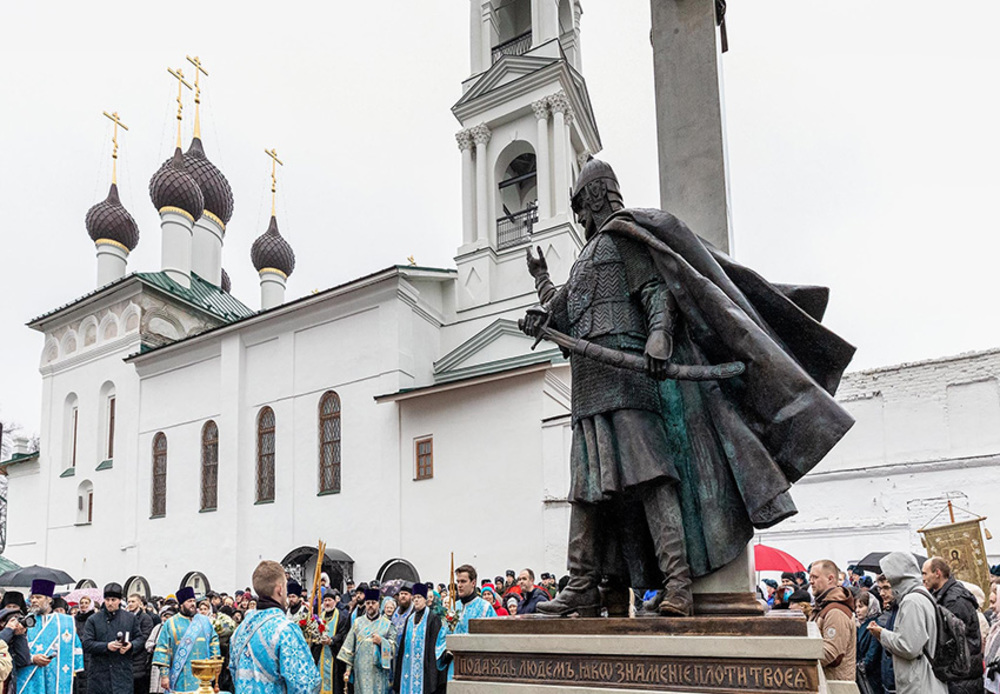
[854,591,882,694]
[480,586,508,616]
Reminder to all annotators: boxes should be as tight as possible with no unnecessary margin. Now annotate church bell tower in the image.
[453,0,600,311]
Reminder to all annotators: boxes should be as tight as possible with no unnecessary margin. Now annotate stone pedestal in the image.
[447,614,859,694]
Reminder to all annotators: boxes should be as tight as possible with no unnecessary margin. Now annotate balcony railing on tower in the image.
[492,31,532,64]
[497,202,538,250]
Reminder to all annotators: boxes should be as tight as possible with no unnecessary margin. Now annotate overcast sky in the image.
[2,0,999,439]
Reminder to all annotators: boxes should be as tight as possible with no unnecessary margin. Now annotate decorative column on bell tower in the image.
[452,0,601,311]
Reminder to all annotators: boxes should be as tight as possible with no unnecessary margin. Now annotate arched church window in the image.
[76,480,94,525]
[496,147,538,249]
[151,433,167,517]
[492,0,532,62]
[256,407,276,503]
[201,421,219,511]
[319,391,342,494]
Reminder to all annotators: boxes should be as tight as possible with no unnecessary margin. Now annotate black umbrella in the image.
[0,564,75,587]
[854,551,928,574]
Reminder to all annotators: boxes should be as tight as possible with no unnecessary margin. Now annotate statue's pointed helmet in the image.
[571,155,622,206]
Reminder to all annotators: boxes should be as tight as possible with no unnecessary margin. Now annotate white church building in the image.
[4,0,999,599]
[2,0,596,596]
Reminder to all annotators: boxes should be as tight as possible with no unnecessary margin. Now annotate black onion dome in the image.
[220,268,231,293]
[250,215,296,276]
[185,138,234,225]
[85,183,139,251]
[149,147,204,219]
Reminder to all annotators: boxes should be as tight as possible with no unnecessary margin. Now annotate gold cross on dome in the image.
[102,111,128,184]
[167,67,193,147]
[185,56,209,139]
[265,148,284,216]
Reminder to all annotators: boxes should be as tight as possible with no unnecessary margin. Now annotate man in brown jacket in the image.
[808,559,857,681]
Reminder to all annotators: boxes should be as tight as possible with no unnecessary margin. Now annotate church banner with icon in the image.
[920,518,991,599]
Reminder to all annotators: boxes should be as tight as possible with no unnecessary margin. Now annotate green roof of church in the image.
[136,272,254,323]
[29,271,252,328]
[0,450,39,468]
[0,556,20,573]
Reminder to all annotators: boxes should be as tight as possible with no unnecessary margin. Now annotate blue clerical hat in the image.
[176,587,196,604]
[30,579,55,598]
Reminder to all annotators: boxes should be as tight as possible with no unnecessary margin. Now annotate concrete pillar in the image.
[94,240,128,287]
[471,124,492,244]
[259,269,287,311]
[457,130,476,245]
[650,0,732,254]
[191,213,225,286]
[532,99,551,219]
[548,93,571,215]
[160,209,194,289]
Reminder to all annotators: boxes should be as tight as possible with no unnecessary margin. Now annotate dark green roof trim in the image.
[0,556,21,572]
[96,459,113,471]
[0,451,39,468]
[60,467,76,478]
[136,271,253,323]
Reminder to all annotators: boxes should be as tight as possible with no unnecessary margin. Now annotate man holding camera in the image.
[81,584,139,694]
[15,580,83,694]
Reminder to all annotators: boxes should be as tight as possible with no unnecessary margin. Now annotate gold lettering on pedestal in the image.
[454,652,818,692]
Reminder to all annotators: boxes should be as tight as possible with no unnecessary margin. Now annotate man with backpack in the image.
[869,552,948,693]
[808,559,857,681]
[922,557,985,694]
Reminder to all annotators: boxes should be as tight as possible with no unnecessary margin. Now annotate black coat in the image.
[81,607,139,694]
[516,588,549,615]
[935,577,985,693]
[129,609,154,680]
[392,610,446,694]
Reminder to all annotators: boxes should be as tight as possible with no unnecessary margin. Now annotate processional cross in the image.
[101,111,128,185]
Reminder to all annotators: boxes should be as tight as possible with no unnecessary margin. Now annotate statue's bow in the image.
[518,317,745,382]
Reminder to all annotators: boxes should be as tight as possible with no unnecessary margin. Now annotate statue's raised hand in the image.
[526,245,548,279]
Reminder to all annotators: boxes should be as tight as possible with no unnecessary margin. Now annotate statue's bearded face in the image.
[572,181,610,240]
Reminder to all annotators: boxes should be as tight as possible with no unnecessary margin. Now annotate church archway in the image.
[494,141,538,249]
[124,575,151,601]
[376,558,420,584]
[179,571,211,595]
[281,546,354,593]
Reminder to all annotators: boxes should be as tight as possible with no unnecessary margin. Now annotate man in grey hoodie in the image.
[868,552,947,694]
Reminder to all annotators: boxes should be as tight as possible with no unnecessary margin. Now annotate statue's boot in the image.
[538,503,602,617]
[646,482,694,618]
[536,575,601,617]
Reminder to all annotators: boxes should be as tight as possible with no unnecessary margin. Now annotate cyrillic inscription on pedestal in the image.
[453,652,818,693]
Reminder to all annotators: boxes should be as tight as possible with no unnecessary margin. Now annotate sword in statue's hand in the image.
[518,310,745,382]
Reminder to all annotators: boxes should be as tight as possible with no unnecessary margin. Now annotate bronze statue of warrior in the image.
[521,157,856,617]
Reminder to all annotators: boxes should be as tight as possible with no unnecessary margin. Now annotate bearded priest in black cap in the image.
[152,587,220,693]
[81,583,139,694]
[392,583,445,694]
[337,589,396,694]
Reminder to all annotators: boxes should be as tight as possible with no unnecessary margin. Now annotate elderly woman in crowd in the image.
[855,591,883,693]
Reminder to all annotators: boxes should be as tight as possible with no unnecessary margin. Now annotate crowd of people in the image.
[757,552,1000,694]
[5,553,1000,694]
[0,563,561,694]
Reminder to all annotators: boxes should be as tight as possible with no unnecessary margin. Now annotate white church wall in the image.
[759,349,1000,571]
[394,368,555,583]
